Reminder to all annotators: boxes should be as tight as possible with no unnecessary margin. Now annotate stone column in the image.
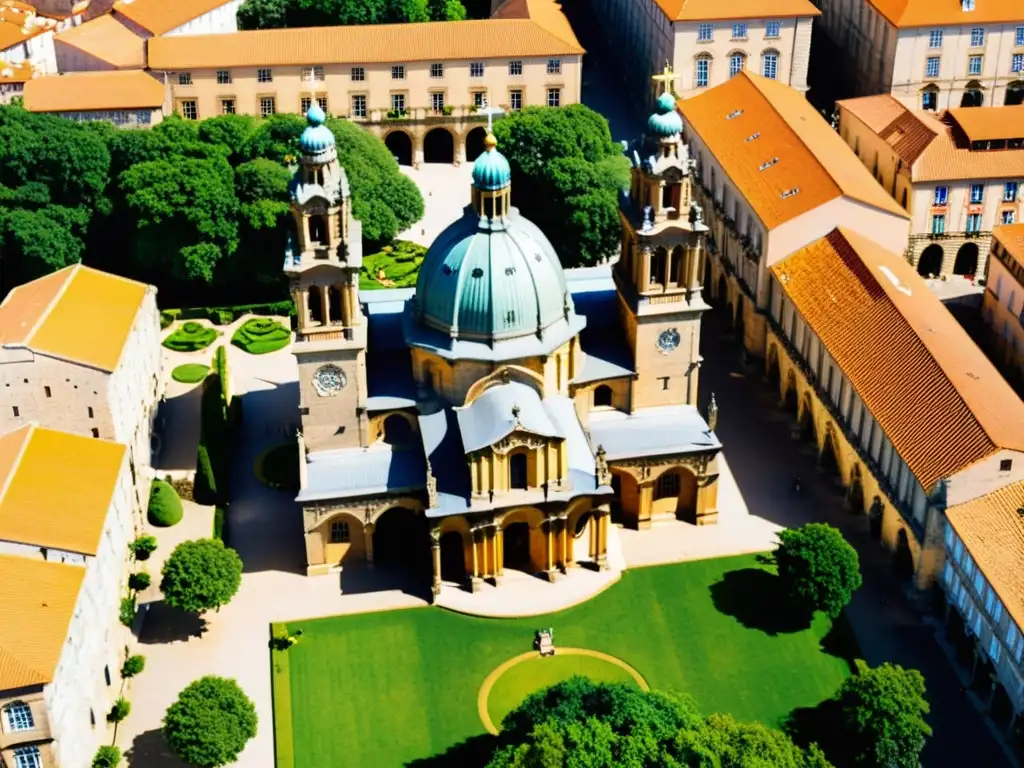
[364,523,375,568]
[320,285,330,326]
[470,527,482,592]
[340,282,352,327]
[637,484,654,529]
[559,516,569,572]
[595,511,609,571]
[430,528,441,597]
[663,249,672,289]
[490,526,501,585]
[589,515,598,560]
[641,247,652,292]
[296,289,309,328]
[496,526,504,577]
[545,519,557,582]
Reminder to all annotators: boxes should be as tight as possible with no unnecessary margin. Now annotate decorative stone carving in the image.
[430,526,441,546]
[689,199,704,227]
[595,445,611,487]
[611,451,715,481]
[491,431,548,455]
[706,393,718,432]
[425,458,439,509]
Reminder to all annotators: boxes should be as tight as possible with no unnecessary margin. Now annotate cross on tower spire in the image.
[651,61,679,95]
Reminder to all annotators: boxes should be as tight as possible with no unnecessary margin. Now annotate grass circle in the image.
[480,649,648,734]
[171,363,209,384]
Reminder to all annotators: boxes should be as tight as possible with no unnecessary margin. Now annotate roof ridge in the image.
[0,645,48,687]
[22,264,77,349]
[0,423,35,515]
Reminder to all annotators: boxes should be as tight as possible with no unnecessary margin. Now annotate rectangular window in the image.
[509,60,522,75]
[931,214,945,234]
[470,61,484,77]
[431,92,445,112]
[430,62,444,79]
[43,385,51,398]
[943,561,953,586]
[970,183,984,203]
[1004,210,1017,225]
[473,91,486,108]
[1004,181,1018,202]
[300,96,311,113]
[926,57,940,77]
[91,428,99,438]
[180,100,197,120]
[11,406,18,417]
[989,635,1001,663]
[87,406,94,418]
[922,90,937,110]
[974,566,985,594]
[260,96,276,117]
[351,94,366,118]
[216,69,231,84]
[546,88,561,107]
[177,72,192,85]
[762,53,778,80]
[967,213,982,232]
[968,55,982,75]
[970,27,984,47]
[257,68,273,83]
[392,65,405,80]
[993,597,1004,624]
[301,65,325,82]
[351,66,364,81]
[929,30,943,48]
[729,54,745,77]
[546,58,561,74]
[731,23,747,39]
[391,93,406,113]
[698,23,713,41]
[934,185,948,205]
[330,520,350,543]
[696,58,710,88]
[1017,27,1024,46]
[1014,54,1024,73]
[944,524,954,548]
[765,21,781,38]
[5,702,34,731]
[221,98,235,115]
[509,89,522,110]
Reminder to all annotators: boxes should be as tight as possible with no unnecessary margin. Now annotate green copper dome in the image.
[300,104,335,155]
[648,91,682,137]
[472,134,512,191]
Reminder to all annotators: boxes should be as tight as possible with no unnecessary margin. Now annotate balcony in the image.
[365,106,489,126]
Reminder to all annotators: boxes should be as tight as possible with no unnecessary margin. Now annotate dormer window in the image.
[962,0,974,10]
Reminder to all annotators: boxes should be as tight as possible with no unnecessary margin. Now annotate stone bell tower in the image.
[616,66,710,411]
[285,105,369,452]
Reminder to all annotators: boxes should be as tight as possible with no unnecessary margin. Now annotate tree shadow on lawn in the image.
[783,698,856,768]
[138,600,207,645]
[709,567,812,635]
[125,728,189,768]
[405,733,499,768]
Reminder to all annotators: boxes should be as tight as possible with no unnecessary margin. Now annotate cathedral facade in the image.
[288,99,722,595]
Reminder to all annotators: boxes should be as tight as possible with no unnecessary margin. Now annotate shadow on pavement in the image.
[339,563,435,602]
[125,728,189,768]
[138,600,207,645]
[709,567,812,635]
[153,387,202,473]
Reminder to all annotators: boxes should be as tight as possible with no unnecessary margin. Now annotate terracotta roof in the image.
[148,2,584,70]
[679,73,907,230]
[946,482,1024,632]
[865,0,1024,28]
[0,3,56,52]
[24,69,163,112]
[993,224,1024,271]
[771,228,1024,489]
[0,59,35,82]
[0,555,84,691]
[836,94,907,134]
[0,264,150,372]
[652,0,819,21]
[0,423,125,556]
[112,0,232,35]
[53,12,144,68]
[948,106,1024,144]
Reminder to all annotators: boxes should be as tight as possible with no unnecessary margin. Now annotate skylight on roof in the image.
[726,109,743,120]
[780,188,800,199]
[758,157,779,171]
[745,132,761,142]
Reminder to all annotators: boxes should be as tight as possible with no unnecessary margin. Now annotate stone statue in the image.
[595,445,611,487]
[425,458,439,509]
[284,229,298,266]
[642,206,654,232]
[706,393,718,432]
[689,199,704,227]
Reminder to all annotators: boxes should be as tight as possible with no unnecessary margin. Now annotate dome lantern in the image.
[470,133,513,219]
[647,90,683,139]
[299,104,337,162]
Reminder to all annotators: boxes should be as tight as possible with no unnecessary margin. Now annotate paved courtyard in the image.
[397,163,473,247]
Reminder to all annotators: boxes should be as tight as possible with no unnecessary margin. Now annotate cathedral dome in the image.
[648,91,682,137]
[299,104,336,157]
[471,134,512,191]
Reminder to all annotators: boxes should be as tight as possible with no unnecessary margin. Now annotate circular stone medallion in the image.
[657,327,681,354]
[313,364,347,396]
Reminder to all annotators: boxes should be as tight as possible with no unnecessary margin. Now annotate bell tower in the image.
[616,66,710,411]
[286,105,369,452]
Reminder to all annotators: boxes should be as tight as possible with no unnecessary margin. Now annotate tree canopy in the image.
[775,523,863,619]
[160,539,243,614]
[492,105,629,268]
[236,0,469,31]
[163,676,258,767]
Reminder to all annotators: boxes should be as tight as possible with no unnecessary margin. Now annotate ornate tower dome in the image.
[647,90,683,138]
[471,134,512,191]
[299,104,336,161]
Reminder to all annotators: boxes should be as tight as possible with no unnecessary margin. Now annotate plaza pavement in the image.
[397,163,472,247]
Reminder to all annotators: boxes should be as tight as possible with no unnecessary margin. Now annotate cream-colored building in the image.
[0,264,162,509]
[679,71,910,357]
[765,227,1024,590]
[982,223,1024,388]
[0,423,138,768]
[837,95,1024,278]
[819,0,1024,109]
[587,0,819,103]
[147,0,583,165]
[23,68,165,125]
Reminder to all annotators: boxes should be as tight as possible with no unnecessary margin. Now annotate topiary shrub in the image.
[231,318,291,355]
[121,654,146,678]
[171,363,209,384]
[213,505,227,543]
[128,535,157,561]
[163,321,219,352]
[119,596,136,627]
[147,479,184,527]
[194,444,218,505]
[107,697,130,723]
[159,311,175,330]
[92,745,121,768]
[128,571,151,591]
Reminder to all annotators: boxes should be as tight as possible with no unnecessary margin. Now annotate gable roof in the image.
[113,0,233,35]
[864,0,1023,28]
[994,223,1024,271]
[947,105,1024,144]
[0,423,126,556]
[53,12,145,68]
[652,0,819,21]
[679,73,907,230]
[0,264,150,372]
[148,0,583,70]
[24,69,164,112]
[0,555,84,691]
[771,228,1024,489]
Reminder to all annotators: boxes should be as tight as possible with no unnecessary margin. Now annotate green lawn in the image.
[170,363,209,384]
[272,555,854,768]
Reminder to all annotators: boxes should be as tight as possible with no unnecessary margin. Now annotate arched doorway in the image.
[439,531,465,583]
[572,511,593,563]
[466,126,487,162]
[868,497,883,541]
[503,522,531,571]
[848,465,864,513]
[423,128,454,164]
[381,413,414,447]
[385,131,413,166]
[373,507,430,574]
[653,468,698,524]
[782,373,798,414]
[894,528,915,581]
[308,286,324,324]
[821,429,840,477]
[734,297,745,340]
[509,452,528,490]
[766,344,780,390]
[593,385,613,408]
[1007,81,1024,106]
[327,285,342,323]
[953,242,978,276]
[799,394,816,442]
[917,244,944,277]
[960,83,984,107]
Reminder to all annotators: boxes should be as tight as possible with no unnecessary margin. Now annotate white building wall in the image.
[163,0,242,36]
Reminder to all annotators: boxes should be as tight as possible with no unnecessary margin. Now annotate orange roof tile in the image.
[653,0,819,21]
[0,555,84,690]
[771,228,1024,489]
[993,224,1024,271]
[24,69,164,112]
[0,423,125,555]
[865,0,1023,28]
[113,0,233,35]
[53,12,144,68]
[148,4,584,70]
[836,94,907,134]
[948,105,1024,144]
[0,7,54,52]
[946,482,1024,632]
[0,264,150,372]
[680,73,907,230]
[0,59,37,82]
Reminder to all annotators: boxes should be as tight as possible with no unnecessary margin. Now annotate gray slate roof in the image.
[295,443,426,503]
[588,405,720,461]
[455,382,563,453]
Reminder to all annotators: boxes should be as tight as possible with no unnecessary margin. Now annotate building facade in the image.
[764,227,1024,589]
[818,0,1024,110]
[586,0,818,105]
[0,424,138,768]
[288,99,722,593]
[837,95,1024,279]
[23,69,165,125]
[0,265,162,510]
[680,71,910,358]
[147,0,584,164]
[982,223,1024,389]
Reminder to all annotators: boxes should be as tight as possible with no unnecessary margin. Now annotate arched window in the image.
[593,385,613,408]
[308,214,328,245]
[655,471,680,500]
[694,54,712,89]
[649,247,667,286]
[330,519,350,543]
[3,702,34,732]
[12,746,41,768]
[307,286,324,324]
[670,245,685,284]
[509,452,528,490]
[381,414,414,446]
[921,84,939,111]
[761,50,779,80]
[729,53,746,78]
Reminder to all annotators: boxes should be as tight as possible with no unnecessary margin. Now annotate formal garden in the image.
[360,240,427,290]
[231,316,292,354]
[162,321,219,352]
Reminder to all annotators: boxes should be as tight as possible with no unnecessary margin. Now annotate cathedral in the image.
[287,97,722,595]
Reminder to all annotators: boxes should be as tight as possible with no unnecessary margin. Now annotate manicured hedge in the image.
[162,321,218,352]
[147,479,183,527]
[231,317,291,355]
[171,363,209,384]
[162,300,295,327]
[194,346,240,508]
[214,505,227,543]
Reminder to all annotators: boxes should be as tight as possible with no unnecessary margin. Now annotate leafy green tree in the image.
[91,745,121,768]
[198,113,260,163]
[241,113,305,164]
[834,661,931,768]
[163,676,257,768]
[237,0,466,30]
[775,523,862,619]
[160,539,243,614]
[699,713,833,768]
